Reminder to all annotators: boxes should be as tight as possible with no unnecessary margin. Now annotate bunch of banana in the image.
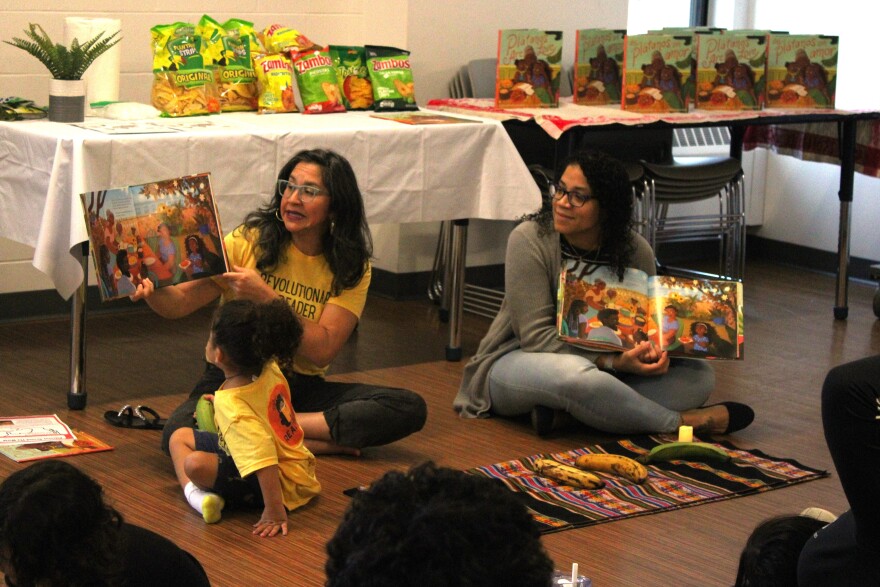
[637,441,730,464]
[574,453,649,484]
[533,458,605,490]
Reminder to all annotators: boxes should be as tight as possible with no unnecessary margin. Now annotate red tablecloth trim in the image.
[426,98,880,178]
[743,122,880,178]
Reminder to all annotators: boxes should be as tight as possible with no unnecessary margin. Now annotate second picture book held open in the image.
[557,264,743,360]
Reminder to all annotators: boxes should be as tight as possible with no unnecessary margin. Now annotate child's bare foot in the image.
[306,439,362,456]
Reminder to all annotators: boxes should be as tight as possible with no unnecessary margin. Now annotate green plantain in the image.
[638,441,731,464]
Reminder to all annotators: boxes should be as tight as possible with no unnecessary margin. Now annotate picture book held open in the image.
[557,264,743,360]
[79,173,229,302]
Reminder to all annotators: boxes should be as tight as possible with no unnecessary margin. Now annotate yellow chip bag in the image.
[253,52,297,114]
[259,25,320,54]
[198,15,260,112]
[150,22,220,117]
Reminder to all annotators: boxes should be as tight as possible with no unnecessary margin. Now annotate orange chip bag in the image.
[253,53,297,114]
[291,48,346,114]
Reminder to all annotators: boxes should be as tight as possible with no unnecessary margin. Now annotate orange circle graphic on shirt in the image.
[267,383,303,446]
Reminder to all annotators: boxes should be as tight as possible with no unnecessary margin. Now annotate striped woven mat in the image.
[467,434,828,534]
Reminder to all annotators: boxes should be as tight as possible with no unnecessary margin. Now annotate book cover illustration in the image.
[0,415,76,446]
[557,265,743,360]
[573,29,625,106]
[80,173,229,302]
[765,34,838,109]
[496,29,563,108]
[622,34,695,113]
[370,111,481,125]
[0,430,113,463]
[695,32,767,111]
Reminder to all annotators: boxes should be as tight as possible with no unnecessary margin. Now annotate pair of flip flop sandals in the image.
[104,404,167,430]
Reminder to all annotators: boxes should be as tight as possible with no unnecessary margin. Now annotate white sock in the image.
[184,481,224,524]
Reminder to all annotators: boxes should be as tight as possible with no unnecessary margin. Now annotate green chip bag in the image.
[150,22,219,117]
[198,15,259,112]
[329,45,373,110]
[365,45,417,111]
[291,48,346,114]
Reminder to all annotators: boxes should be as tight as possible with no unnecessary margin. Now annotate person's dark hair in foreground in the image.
[734,514,826,587]
[0,460,209,587]
[325,461,555,587]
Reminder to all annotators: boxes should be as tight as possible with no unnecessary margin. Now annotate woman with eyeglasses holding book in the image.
[455,150,753,437]
[132,149,426,456]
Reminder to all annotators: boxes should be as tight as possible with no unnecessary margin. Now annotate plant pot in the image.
[48,79,86,123]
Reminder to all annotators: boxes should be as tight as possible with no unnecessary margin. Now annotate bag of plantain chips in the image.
[365,45,417,111]
[197,15,261,112]
[150,22,220,117]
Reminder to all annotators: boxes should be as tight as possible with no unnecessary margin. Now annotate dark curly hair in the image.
[735,514,828,587]
[0,460,124,586]
[521,149,636,279]
[210,298,303,375]
[239,148,373,296]
[325,461,554,587]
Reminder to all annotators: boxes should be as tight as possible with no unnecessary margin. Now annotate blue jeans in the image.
[487,350,714,434]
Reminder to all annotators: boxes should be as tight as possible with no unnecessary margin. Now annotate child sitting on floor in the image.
[168,298,320,537]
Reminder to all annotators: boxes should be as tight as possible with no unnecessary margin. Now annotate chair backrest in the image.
[468,58,498,99]
[458,65,473,97]
[642,157,743,202]
[559,67,573,97]
[528,164,555,211]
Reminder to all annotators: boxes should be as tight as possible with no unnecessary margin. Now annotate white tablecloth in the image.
[0,110,539,300]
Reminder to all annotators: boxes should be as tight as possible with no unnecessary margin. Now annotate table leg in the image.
[68,242,88,409]
[834,119,857,320]
[446,219,469,361]
[439,221,453,323]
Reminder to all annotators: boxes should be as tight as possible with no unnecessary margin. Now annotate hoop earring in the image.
[275,208,283,222]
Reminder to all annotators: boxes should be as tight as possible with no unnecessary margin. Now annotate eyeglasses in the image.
[277,179,327,202]
[550,184,594,208]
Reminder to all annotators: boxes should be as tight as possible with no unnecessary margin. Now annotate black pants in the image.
[161,362,427,454]
[798,355,880,584]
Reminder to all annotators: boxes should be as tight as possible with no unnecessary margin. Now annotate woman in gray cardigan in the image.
[454,150,752,436]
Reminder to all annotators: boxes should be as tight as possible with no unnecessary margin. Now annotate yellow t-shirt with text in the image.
[222,227,370,376]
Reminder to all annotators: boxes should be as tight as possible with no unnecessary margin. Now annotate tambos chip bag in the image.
[253,52,297,113]
[365,45,417,111]
[291,48,346,114]
[329,45,373,110]
[151,22,220,117]
[197,16,260,112]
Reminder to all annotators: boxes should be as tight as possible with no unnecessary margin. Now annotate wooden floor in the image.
[1,258,879,586]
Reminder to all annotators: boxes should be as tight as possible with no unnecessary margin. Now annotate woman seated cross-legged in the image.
[454,150,754,437]
[132,148,427,456]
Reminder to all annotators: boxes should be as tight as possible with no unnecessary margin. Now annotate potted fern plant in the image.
[5,23,121,122]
